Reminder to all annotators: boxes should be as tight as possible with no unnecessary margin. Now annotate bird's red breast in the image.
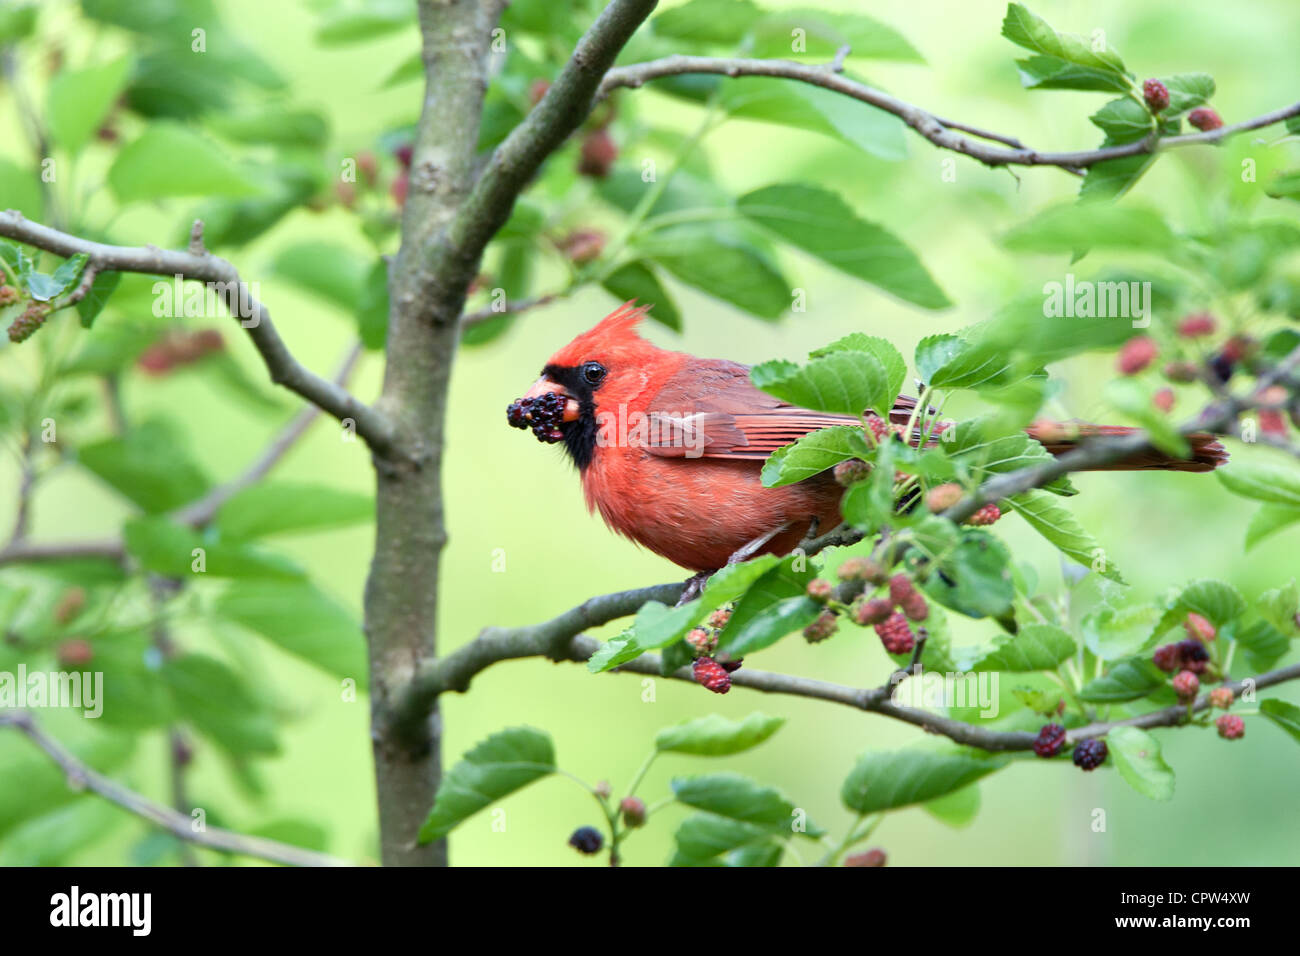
[509,302,1227,573]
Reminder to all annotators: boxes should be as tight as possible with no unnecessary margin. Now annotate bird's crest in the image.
[547,300,655,368]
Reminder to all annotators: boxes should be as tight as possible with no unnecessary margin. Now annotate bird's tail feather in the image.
[1026,422,1228,473]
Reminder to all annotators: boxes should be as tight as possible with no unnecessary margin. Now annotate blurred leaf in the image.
[79,420,210,512]
[208,107,330,148]
[246,818,330,852]
[1007,490,1124,583]
[0,798,123,866]
[1260,699,1300,745]
[1108,727,1174,801]
[47,55,133,154]
[163,654,280,756]
[315,0,412,45]
[841,749,1008,814]
[1245,504,1300,550]
[749,9,922,62]
[971,623,1076,672]
[272,241,366,311]
[1078,656,1165,702]
[123,516,303,580]
[923,783,981,827]
[418,727,555,842]
[1217,461,1300,508]
[737,184,948,308]
[655,712,785,756]
[1234,619,1290,673]
[1256,581,1299,637]
[761,425,870,488]
[1002,203,1172,253]
[672,773,824,836]
[669,812,775,866]
[0,730,133,836]
[0,159,43,219]
[357,258,389,350]
[109,123,263,202]
[650,0,761,44]
[602,261,681,330]
[214,580,366,681]
[0,3,37,41]
[215,483,373,539]
[640,227,789,319]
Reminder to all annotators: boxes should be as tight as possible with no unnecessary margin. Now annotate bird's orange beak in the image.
[522,377,581,422]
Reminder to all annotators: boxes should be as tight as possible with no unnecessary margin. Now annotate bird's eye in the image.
[581,361,607,387]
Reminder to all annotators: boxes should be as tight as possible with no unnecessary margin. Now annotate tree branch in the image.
[600,55,1300,171]
[0,211,404,460]
[0,711,353,866]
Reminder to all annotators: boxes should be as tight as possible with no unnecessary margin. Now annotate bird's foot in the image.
[675,571,712,606]
[726,522,791,565]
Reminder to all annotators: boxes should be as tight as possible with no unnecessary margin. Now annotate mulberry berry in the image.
[806,579,834,603]
[862,414,889,444]
[685,627,717,656]
[1153,643,1181,672]
[1188,107,1223,131]
[1153,388,1175,414]
[1142,79,1170,112]
[965,503,1001,526]
[619,796,646,828]
[874,612,915,655]
[1033,723,1067,758]
[802,610,839,644]
[838,557,884,583]
[851,597,893,626]
[1177,312,1216,338]
[577,129,618,178]
[568,826,604,854]
[833,458,871,486]
[1215,714,1244,739]
[925,482,964,513]
[1208,686,1234,710]
[900,593,928,622]
[707,607,732,629]
[0,284,19,306]
[1178,639,1210,674]
[1163,361,1200,383]
[1117,336,1158,375]
[844,848,887,867]
[1072,738,1108,771]
[1172,669,1200,700]
[888,574,915,605]
[1184,612,1216,643]
[692,655,731,692]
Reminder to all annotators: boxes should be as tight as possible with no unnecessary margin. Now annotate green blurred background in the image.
[2,0,1298,865]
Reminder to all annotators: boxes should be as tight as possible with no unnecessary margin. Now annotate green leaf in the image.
[672,773,824,837]
[751,349,892,416]
[651,0,761,44]
[811,334,908,401]
[641,228,790,320]
[1015,55,1131,92]
[123,516,304,580]
[947,423,1075,495]
[1259,699,1300,745]
[75,270,121,328]
[1079,154,1158,202]
[418,727,555,842]
[655,712,786,756]
[215,483,373,539]
[1007,490,1124,582]
[1217,461,1300,508]
[1233,619,1290,673]
[1257,581,1299,637]
[207,107,330,148]
[0,799,123,866]
[1108,727,1175,801]
[737,184,949,309]
[357,258,389,350]
[109,123,263,202]
[47,55,133,154]
[716,560,820,657]
[748,10,923,62]
[920,529,1015,619]
[1000,3,1127,75]
[1090,97,1153,143]
[761,425,871,487]
[272,241,367,311]
[214,580,367,682]
[1002,203,1173,253]
[669,812,776,866]
[0,158,42,219]
[163,654,279,756]
[922,784,981,828]
[601,261,682,331]
[79,420,210,512]
[0,3,37,43]
[972,623,1076,672]
[1078,657,1165,702]
[316,0,412,45]
[1161,73,1215,117]
[0,730,133,836]
[841,749,1008,814]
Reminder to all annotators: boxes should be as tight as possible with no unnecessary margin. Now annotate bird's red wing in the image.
[642,358,907,460]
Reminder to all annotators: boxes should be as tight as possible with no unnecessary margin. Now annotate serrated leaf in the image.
[715,559,820,657]
[641,227,790,320]
[1015,54,1131,92]
[1260,699,1300,744]
[669,812,775,866]
[672,772,824,837]
[1078,656,1165,702]
[655,712,786,756]
[1090,97,1153,143]
[841,749,1008,814]
[751,349,892,416]
[1007,490,1124,583]
[1000,3,1126,75]
[761,425,871,487]
[1108,727,1174,801]
[75,270,121,328]
[418,727,556,842]
[920,528,1015,619]
[737,184,948,309]
[972,623,1076,672]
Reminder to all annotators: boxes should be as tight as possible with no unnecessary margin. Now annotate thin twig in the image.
[0,711,354,866]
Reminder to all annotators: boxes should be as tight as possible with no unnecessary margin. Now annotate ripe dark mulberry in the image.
[692,656,732,693]
[1153,643,1181,672]
[1178,639,1210,674]
[506,390,568,444]
[1142,79,1170,112]
[874,612,915,655]
[1072,738,1108,771]
[568,826,604,854]
[1033,723,1067,758]
[900,593,928,622]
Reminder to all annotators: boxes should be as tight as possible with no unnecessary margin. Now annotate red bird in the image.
[509,303,1227,573]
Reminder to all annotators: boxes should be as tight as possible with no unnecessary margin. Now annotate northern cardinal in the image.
[508,303,1227,573]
